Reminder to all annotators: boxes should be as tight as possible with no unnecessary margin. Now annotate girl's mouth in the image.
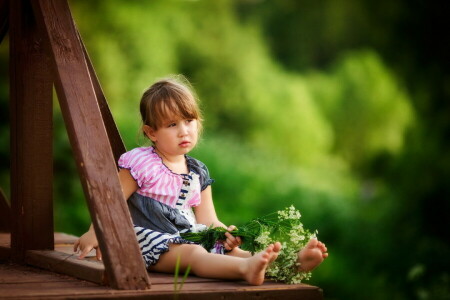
[179,141,191,147]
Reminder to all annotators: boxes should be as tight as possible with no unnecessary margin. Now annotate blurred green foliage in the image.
[0,0,449,299]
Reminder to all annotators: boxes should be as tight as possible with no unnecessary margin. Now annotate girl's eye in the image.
[168,123,176,127]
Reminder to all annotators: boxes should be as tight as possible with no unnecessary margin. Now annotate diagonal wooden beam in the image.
[30,0,150,290]
[9,0,54,260]
[77,29,127,163]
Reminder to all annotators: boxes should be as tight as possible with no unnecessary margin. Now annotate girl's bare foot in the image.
[243,243,281,285]
[297,238,328,272]
[270,242,282,264]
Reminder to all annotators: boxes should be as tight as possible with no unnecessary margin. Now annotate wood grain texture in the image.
[30,0,150,290]
[26,250,108,285]
[79,31,127,164]
[9,0,54,261]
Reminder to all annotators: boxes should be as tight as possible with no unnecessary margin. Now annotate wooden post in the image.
[79,32,126,164]
[31,0,150,290]
[9,0,54,261]
[0,189,10,232]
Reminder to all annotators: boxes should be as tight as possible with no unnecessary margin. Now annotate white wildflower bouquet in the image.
[181,205,317,284]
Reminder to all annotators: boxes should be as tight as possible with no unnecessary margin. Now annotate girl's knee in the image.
[168,243,207,259]
[171,244,207,270]
[184,244,208,257]
[153,244,206,272]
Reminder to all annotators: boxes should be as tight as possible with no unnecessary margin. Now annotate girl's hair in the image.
[140,75,203,136]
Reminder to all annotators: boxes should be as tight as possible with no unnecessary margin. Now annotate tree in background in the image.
[237,1,449,298]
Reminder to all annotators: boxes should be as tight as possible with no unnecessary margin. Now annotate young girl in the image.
[74,75,328,285]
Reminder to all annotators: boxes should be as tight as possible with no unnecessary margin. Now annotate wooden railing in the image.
[5,0,150,290]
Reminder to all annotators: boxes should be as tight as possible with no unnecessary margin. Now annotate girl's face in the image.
[144,115,199,158]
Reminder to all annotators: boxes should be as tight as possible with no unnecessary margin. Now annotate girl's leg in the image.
[227,247,252,258]
[150,243,281,285]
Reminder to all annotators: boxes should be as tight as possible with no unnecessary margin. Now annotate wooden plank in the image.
[54,232,80,244]
[26,250,108,285]
[78,30,127,164]
[168,288,322,300]
[0,263,323,299]
[0,232,10,247]
[0,263,77,283]
[9,0,54,262]
[3,232,322,299]
[24,248,222,287]
[144,272,221,285]
[0,188,10,232]
[0,282,112,298]
[4,232,216,286]
[0,0,7,43]
[30,0,150,290]
[0,283,321,300]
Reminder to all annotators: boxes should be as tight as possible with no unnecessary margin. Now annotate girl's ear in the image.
[143,125,157,142]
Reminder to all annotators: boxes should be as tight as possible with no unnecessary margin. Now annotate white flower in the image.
[255,230,271,245]
[278,205,301,220]
[267,264,280,277]
[192,224,207,233]
[289,229,306,244]
[288,205,301,219]
[278,210,288,219]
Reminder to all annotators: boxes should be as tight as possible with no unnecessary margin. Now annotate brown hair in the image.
[140,75,203,135]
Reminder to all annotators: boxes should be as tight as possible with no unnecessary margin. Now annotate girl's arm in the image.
[74,169,138,259]
[195,186,225,228]
[195,186,241,251]
[118,169,139,200]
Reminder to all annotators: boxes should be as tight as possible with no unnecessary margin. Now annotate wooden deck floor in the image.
[0,233,323,299]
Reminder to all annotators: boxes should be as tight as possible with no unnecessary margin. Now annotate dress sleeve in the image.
[118,148,149,188]
[186,156,215,191]
[199,163,215,191]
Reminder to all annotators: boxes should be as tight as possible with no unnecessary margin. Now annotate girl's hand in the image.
[73,226,102,260]
[223,225,242,251]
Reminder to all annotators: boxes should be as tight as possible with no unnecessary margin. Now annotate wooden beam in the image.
[9,0,54,262]
[78,30,127,163]
[31,0,150,290]
[0,0,8,43]
[26,250,108,285]
[0,188,10,232]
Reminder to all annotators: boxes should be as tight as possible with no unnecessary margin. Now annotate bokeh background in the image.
[0,0,449,299]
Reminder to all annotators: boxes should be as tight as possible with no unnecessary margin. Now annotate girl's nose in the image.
[178,123,189,136]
